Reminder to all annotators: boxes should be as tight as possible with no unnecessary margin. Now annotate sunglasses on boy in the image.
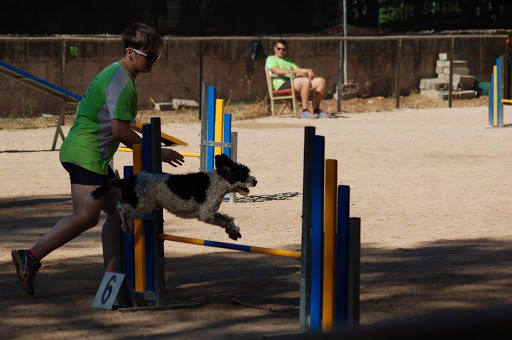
[126,47,160,63]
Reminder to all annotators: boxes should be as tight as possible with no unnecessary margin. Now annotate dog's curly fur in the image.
[85,154,257,240]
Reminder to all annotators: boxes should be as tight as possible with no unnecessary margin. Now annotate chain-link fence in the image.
[0,34,508,129]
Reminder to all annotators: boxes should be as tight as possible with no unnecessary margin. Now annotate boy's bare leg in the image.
[31,184,103,260]
[102,214,118,271]
[101,190,118,272]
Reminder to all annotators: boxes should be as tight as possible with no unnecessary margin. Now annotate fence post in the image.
[395,38,401,109]
[449,38,454,108]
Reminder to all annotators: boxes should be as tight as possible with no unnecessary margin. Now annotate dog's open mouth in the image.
[237,186,250,196]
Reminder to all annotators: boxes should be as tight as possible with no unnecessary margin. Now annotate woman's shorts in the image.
[61,162,115,186]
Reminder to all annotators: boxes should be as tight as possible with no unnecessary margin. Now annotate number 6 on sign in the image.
[92,272,135,310]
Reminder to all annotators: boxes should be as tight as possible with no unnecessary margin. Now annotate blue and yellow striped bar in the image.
[159,234,300,259]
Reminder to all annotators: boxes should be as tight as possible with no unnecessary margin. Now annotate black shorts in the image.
[61,162,115,186]
[279,79,292,90]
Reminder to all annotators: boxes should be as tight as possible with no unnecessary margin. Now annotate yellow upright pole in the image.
[132,144,146,292]
[215,99,224,157]
[322,159,338,331]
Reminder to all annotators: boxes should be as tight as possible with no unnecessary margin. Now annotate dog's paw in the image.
[228,230,242,240]
[121,220,134,234]
[226,225,241,240]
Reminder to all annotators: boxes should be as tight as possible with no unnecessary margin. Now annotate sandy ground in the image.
[0,106,511,339]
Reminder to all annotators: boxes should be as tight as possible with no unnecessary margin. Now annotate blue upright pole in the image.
[149,117,163,307]
[335,185,350,328]
[490,73,494,126]
[497,57,501,127]
[142,124,154,298]
[207,86,216,171]
[223,113,232,157]
[300,126,315,332]
[310,135,325,332]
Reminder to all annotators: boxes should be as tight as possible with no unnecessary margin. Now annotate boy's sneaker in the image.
[11,250,41,295]
[301,109,318,119]
[314,109,331,118]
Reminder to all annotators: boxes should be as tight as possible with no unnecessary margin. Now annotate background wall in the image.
[0,34,507,117]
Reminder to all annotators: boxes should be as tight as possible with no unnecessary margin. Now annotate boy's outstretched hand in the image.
[162,148,185,167]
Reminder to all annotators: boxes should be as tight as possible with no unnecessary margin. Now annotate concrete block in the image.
[419,78,448,91]
[150,98,174,111]
[453,67,469,75]
[172,99,199,110]
[452,75,475,90]
[452,90,477,99]
[437,60,450,67]
[333,82,360,100]
[421,90,477,100]
[436,74,475,90]
[453,60,468,68]
[441,67,451,75]
[420,89,445,99]
[436,66,448,75]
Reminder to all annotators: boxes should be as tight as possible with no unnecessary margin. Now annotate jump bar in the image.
[160,234,300,259]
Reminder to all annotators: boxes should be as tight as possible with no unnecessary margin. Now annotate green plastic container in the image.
[476,81,489,96]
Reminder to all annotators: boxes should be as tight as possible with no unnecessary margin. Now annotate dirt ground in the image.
[1,105,511,339]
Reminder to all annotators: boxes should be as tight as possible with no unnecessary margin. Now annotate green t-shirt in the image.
[265,55,298,90]
[60,62,137,175]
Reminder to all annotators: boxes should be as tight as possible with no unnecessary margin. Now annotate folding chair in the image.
[264,66,298,117]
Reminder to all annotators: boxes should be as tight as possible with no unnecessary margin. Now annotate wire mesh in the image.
[0,34,505,129]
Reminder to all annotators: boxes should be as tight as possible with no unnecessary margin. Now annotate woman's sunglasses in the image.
[126,47,160,63]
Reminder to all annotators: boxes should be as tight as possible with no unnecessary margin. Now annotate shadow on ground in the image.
[1,195,511,338]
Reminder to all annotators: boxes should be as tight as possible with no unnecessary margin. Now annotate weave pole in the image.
[118,118,164,308]
[206,85,216,170]
[335,185,350,327]
[322,159,338,332]
[214,99,224,157]
[202,84,236,173]
[489,55,505,127]
[300,126,315,332]
[309,135,325,332]
[149,118,164,307]
[300,127,360,333]
[113,124,360,333]
[159,234,300,259]
[133,143,145,292]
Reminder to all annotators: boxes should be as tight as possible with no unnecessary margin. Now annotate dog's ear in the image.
[215,154,232,170]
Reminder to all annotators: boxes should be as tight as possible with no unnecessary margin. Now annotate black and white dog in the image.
[86,154,257,240]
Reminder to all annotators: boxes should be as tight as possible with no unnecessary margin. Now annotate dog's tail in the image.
[84,179,124,202]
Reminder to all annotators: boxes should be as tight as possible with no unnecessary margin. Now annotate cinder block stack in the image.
[419,53,477,100]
